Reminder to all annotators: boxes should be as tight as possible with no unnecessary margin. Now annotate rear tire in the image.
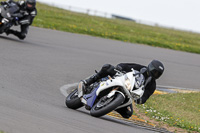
[90,93,125,117]
[65,89,83,109]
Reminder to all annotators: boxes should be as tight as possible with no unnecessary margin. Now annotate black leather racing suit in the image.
[89,63,156,118]
[6,0,37,40]
[117,63,156,104]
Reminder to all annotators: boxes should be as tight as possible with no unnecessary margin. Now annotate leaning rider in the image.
[80,60,164,118]
[1,0,37,40]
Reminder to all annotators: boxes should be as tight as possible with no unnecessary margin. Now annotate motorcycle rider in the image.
[1,0,37,40]
[80,60,164,118]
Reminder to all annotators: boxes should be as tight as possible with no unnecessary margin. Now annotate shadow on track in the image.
[0,35,24,43]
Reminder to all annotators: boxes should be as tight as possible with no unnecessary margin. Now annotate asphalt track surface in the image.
[0,27,200,133]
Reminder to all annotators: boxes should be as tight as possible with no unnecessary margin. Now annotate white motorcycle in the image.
[65,68,147,117]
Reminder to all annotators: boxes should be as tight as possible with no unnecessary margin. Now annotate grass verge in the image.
[32,2,200,54]
[1,1,200,54]
[136,92,200,132]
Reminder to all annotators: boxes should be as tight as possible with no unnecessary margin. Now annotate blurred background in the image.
[38,0,200,33]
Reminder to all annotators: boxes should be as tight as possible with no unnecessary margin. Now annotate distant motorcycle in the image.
[0,1,19,34]
[65,68,147,117]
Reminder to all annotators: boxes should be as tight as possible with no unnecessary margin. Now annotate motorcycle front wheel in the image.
[65,89,83,109]
[90,93,125,117]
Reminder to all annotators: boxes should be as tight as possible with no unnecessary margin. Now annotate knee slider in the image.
[19,33,26,40]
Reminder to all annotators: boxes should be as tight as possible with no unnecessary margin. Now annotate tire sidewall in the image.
[65,89,83,109]
[90,93,125,117]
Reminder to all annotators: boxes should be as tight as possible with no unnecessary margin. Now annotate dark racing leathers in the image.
[117,63,156,104]
[83,63,156,118]
[5,0,37,40]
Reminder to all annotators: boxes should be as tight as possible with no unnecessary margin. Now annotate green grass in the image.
[1,1,200,53]
[136,92,200,132]
[31,2,200,54]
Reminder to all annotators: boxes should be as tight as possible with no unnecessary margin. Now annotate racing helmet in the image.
[26,0,36,11]
[147,60,164,79]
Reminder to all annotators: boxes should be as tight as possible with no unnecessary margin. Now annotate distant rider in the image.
[80,60,164,118]
[1,0,37,40]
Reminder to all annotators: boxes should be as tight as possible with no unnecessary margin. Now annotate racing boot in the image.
[115,104,133,118]
[82,64,116,86]
[78,73,100,98]
[82,73,100,86]
[78,64,115,97]
[6,29,18,35]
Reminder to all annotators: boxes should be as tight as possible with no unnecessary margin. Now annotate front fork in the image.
[79,85,126,111]
[107,87,125,99]
[78,81,84,98]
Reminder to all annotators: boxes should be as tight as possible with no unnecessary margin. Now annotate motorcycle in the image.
[65,68,148,117]
[0,1,19,34]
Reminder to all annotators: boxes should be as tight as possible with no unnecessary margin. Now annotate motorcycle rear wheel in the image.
[65,89,83,109]
[90,93,125,117]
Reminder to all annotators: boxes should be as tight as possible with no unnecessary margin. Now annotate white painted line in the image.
[60,83,78,97]
[157,85,199,91]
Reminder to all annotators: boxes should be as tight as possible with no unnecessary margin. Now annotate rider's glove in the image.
[115,64,123,72]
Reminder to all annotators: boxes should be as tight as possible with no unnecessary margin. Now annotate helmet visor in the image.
[148,63,162,79]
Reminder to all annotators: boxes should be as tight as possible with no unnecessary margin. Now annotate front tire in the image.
[65,89,83,109]
[90,93,125,117]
